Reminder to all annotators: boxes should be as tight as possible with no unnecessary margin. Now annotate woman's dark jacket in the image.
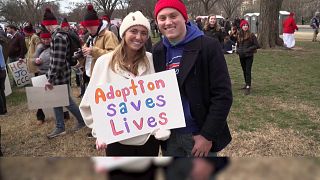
[203,27,224,43]
[237,32,259,57]
[152,35,233,152]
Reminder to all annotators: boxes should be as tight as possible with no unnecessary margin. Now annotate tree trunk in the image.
[258,0,283,48]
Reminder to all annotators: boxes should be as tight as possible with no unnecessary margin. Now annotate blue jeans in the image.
[164,131,217,157]
[53,86,84,130]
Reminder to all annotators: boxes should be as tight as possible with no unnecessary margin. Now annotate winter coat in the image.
[26,33,41,73]
[153,35,233,152]
[237,32,259,58]
[283,16,298,34]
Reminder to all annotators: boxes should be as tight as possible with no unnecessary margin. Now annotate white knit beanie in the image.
[119,11,150,38]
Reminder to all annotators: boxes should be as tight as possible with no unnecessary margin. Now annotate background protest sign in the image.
[31,74,48,87]
[8,59,32,87]
[90,69,185,144]
[26,84,69,110]
[4,69,12,96]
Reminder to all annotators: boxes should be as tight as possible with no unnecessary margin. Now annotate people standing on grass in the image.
[153,0,233,157]
[282,12,298,49]
[311,12,320,42]
[79,11,170,156]
[236,20,259,95]
[42,8,86,139]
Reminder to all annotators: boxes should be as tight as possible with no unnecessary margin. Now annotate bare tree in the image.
[258,0,284,48]
[90,0,120,17]
[199,0,221,15]
[220,0,243,18]
[0,0,59,25]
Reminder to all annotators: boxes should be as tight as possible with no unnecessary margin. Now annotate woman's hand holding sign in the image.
[96,139,108,150]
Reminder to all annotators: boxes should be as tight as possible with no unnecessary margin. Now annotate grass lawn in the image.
[0,41,319,156]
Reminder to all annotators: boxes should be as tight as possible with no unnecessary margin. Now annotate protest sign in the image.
[8,59,32,87]
[26,84,69,110]
[90,69,185,144]
[4,69,12,96]
[31,74,48,87]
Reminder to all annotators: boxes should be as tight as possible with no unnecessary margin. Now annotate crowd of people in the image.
[3,0,318,160]
[0,0,262,159]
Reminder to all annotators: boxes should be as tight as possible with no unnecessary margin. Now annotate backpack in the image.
[54,30,81,66]
[108,23,121,41]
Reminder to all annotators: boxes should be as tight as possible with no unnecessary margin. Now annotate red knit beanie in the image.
[102,15,110,23]
[23,22,34,33]
[154,0,188,21]
[240,20,249,28]
[81,4,100,27]
[61,18,70,28]
[40,29,51,39]
[42,8,58,26]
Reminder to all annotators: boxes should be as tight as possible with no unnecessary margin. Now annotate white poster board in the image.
[31,74,48,87]
[8,59,32,87]
[90,70,185,144]
[26,84,69,110]
[4,69,12,96]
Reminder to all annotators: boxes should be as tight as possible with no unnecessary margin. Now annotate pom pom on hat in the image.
[119,11,151,38]
[81,4,100,27]
[42,8,58,26]
[61,18,70,28]
[42,7,58,26]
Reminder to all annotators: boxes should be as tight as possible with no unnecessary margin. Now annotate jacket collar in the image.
[114,61,147,79]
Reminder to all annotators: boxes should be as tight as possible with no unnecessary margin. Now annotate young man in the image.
[152,0,233,157]
[6,24,27,63]
[80,4,119,78]
[42,8,85,139]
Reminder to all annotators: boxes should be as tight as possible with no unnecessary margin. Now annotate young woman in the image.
[203,15,224,44]
[236,20,259,95]
[79,11,170,156]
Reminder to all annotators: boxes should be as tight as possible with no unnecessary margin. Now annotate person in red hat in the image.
[153,0,233,157]
[80,4,119,78]
[282,12,298,49]
[32,29,52,124]
[24,22,41,74]
[101,14,120,40]
[42,8,86,139]
[236,19,259,95]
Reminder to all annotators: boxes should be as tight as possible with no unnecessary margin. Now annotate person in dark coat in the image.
[236,20,259,95]
[6,24,27,63]
[153,0,233,157]
[203,14,224,45]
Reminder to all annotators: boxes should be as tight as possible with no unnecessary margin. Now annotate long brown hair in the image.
[110,36,149,76]
[203,14,221,31]
[237,29,252,43]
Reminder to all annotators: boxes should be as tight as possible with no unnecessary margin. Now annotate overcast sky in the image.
[59,0,85,13]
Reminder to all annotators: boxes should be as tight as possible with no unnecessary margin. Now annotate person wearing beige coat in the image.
[80,4,119,78]
[25,27,41,74]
